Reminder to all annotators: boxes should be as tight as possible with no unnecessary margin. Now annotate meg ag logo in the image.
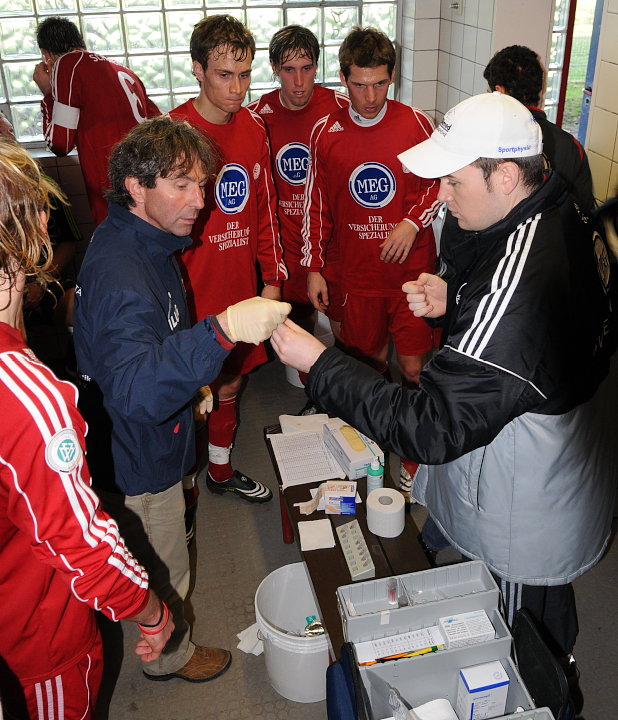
[276,142,310,186]
[349,162,396,208]
[215,163,250,214]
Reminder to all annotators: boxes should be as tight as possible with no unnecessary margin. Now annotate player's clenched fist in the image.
[225,297,292,345]
[402,273,447,318]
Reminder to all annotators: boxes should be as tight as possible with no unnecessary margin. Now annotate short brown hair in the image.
[472,155,545,192]
[338,26,396,80]
[106,116,217,209]
[190,14,255,70]
[0,141,62,295]
[269,25,319,71]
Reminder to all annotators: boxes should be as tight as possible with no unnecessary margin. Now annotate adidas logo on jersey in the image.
[259,104,274,114]
[328,121,344,133]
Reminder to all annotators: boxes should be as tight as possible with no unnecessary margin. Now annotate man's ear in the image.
[124,176,145,206]
[41,49,56,66]
[499,161,522,195]
[339,70,348,88]
[192,60,205,84]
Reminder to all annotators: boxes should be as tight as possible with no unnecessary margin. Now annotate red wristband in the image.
[138,601,169,635]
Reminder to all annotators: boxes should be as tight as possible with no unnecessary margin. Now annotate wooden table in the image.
[265,425,430,660]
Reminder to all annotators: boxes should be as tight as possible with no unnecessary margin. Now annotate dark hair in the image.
[269,25,319,71]
[472,155,545,192]
[190,14,255,70]
[106,116,217,209]
[338,26,396,80]
[36,16,86,55]
[483,45,544,107]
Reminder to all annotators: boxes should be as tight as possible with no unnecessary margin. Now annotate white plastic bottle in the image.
[366,457,384,495]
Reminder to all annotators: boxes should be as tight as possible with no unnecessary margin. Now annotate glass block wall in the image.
[0,0,397,143]
[545,0,570,122]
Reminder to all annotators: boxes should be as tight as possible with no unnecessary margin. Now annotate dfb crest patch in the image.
[45,428,82,473]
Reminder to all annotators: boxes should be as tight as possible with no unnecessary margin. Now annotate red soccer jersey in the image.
[301,100,441,297]
[42,50,160,225]
[248,85,348,261]
[170,101,286,320]
[0,323,149,685]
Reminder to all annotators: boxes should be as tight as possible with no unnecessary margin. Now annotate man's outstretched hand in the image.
[270,319,327,374]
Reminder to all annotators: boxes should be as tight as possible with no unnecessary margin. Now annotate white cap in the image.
[398,92,543,178]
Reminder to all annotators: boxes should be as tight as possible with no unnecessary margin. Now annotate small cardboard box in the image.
[456,660,509,720]
[323,418,384,480]
[439,609,495,649]
[324,480,357,515]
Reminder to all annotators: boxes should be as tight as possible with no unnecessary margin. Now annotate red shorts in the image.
[20,631,104,720]
[341,294,433,357]
[322,262,344,324]
[222,340,267,376]
[282,261,316,328]
[283,260,344,325]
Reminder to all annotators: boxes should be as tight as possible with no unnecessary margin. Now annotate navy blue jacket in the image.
[73,203,231,495]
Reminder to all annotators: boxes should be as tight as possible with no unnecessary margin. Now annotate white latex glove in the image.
[226,297,292,345]
[197,385,214,414]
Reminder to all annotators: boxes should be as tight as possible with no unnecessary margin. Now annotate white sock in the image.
[208,443,232,465]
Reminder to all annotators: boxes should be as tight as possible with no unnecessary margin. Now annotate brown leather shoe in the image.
[144,645,232,683]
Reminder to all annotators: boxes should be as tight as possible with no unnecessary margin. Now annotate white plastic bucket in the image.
[255,562,329,703]
[284,363,305,388]
[314,310,334,347]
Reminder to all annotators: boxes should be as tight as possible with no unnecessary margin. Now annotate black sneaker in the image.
[297,400,324,416]
[560,654,584,716]
[206,470,273,503]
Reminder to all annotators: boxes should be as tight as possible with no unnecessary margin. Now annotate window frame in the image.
[0,0,399,148]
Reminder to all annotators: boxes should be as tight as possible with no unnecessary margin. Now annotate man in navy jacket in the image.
[74,116,290,684]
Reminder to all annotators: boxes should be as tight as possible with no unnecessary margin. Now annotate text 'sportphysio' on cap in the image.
[398,91,543,179]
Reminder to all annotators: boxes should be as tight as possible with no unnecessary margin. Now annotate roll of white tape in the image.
[366,487,405,538]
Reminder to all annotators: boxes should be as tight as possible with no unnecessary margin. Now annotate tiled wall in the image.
[436,0,494,118]
[585,0,618,203]
[35,150,95,259]
[399,0,494,123]
[399,0,556,125]
[399,0,441,116]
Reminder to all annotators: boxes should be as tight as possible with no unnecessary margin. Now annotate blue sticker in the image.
[276,142,310,186]
[215,163,250,214]
[349,162,396,209]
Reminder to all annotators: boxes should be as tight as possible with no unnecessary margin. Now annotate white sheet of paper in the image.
[298,518,336,551]
[267,431,345,488]
[279,413,329,434]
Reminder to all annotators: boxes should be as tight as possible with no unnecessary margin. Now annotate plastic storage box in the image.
[364,655,534,720]
[336,561,544,720]
[497,710,555,719]
[337,560,500,643]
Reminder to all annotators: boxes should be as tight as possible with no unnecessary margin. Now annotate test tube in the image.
[386,577,398,605]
